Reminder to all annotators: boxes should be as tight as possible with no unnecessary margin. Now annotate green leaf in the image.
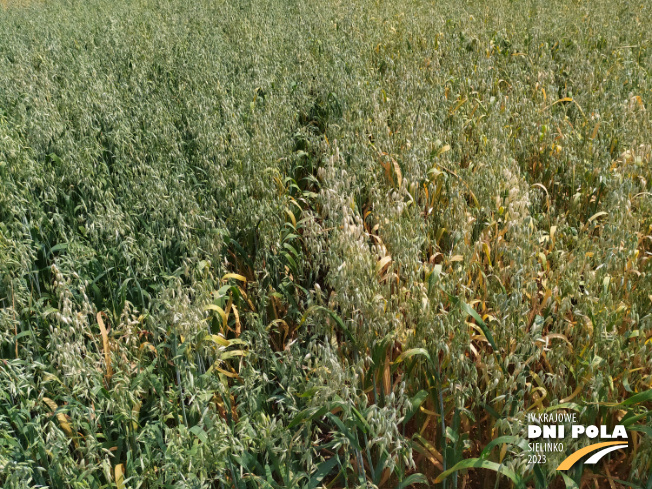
[288,404,331,429]
[481,403,502,419]
[479,436,526,458]
[49,243,69,254]
[306,456,339,489]
[621,412,648,427]
[394,348,435,369]
[560,473,579,489]
[350,406,371,434]
[533,464,546,489]
[620,389,652,406]
[299,386,323,398]
[434,458,520,485]
[458,298,497,351]
[396,473,428,489]
[628,425,652,437]
[611,479,643,489]
[427,263,442,294]
[189,425,208,443]
[543,403,582,413]
[325,413,362,450]
[299,306,356,345]
[404,390,429,425]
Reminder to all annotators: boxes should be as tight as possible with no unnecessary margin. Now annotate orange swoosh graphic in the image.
[557,441,627,470]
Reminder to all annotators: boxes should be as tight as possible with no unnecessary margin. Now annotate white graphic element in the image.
[584,444,628,464]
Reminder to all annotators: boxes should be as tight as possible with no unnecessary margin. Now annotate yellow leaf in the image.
[139,342,157,355]
[392,159,402,187]
[219,349,248,360]
[537,252,547,266]
[588,211,608,223]
[419,406,441,418]
[631,95,644,109]
[449,98,467,115]
[238,286,256,312]
[43,397,75,441]
[531,182,549,197]
[560,383,584,403]
[209,364,240,378]
[97,313,112,381]
[204,304,227,328]
[542,333,573,349]
[438,144,451,156]
[450,255,464,262]
[43,397,57,411]
[466,321,486,338]
[222,273,247,283]
[132,402,141,431]
[285,208,297,227]
[233,304,241,337]
[206,334,230,347]
[543,97,586,119]
[556,97,573,103]
[482,243,492,267]
[377,256,392,275]
[115,464,125,489]
[383,353,391,395]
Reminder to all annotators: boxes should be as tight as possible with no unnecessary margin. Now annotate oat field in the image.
[0,0,651,487]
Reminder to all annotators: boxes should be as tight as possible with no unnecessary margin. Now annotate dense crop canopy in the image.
[0,0,650,487]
